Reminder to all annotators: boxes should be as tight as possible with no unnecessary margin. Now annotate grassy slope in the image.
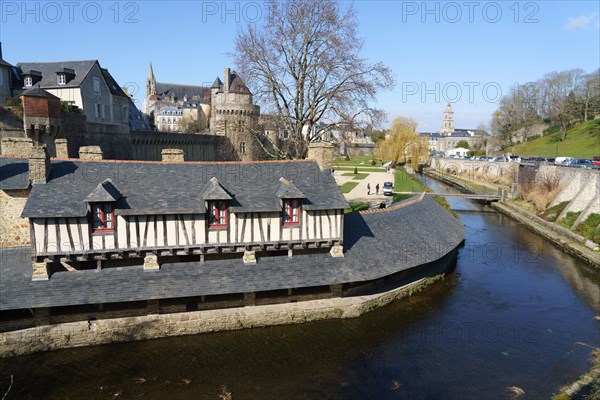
[506,119,600,158]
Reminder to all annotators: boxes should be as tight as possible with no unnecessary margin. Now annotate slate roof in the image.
[0,196,465,310]
[128,98,151,132]
[0,158,29,190]
[155,82,209,101]
[83,179,121,203]
[19,159,349,218]
[275,177,305,199]
[19,87,60,99]
[15,60,97,89]
[100,68,128,98]
[200,177,233,201]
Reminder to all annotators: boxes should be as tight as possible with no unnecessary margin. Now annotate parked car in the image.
[383,182,394,196]
[555,157,574,166]
[567,159,594,169]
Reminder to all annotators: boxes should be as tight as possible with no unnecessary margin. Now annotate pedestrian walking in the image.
[367,183,371,195]
[375,183,379,195]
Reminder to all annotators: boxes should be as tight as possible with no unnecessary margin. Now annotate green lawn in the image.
[344,202,369,213]
[338,181,359,194]
[506,119,600,158]
[341,172,369,180]
[394,167,426,192]
[333,156,383,167]
[335,166,384,172]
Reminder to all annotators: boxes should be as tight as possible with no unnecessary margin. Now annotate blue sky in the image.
[1,0,598,132]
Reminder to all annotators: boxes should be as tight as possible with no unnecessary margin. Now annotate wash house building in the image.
[18,148,348,280]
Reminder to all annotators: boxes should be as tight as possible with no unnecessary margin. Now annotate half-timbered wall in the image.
[30,209,343,256]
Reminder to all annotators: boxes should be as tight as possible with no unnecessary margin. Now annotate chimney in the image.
[223,67,230,93]
[161,148,185,162]
[29,145,50,184]
[78,146,103,160]
[307,141,336,171]
[55,138,69,158]
[0,42,3,60]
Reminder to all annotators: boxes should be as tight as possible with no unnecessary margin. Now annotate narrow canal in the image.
[1,177,598,400]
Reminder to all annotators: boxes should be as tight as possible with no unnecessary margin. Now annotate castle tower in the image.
[441,102,454,135]
[210,68,261,161]
[146,62,156,97]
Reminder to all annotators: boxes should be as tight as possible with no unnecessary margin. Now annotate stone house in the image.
[13,60,130,127]
[10,147,348,280]
[0,43,13,105]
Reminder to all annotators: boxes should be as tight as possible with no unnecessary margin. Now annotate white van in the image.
[555,157,573,165]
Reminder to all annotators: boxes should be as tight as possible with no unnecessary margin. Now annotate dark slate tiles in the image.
[0,197,464,310]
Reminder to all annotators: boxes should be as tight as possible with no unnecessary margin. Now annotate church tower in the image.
[146,62,156,97]
[441,102,454,135]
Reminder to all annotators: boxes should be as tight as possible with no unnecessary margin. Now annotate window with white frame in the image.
[57,73,66,85]
[24,76,33,87]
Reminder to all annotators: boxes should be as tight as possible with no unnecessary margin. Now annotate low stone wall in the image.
[0,274,445,358]
[492,201,599,267]
[0,189,30,248]
[430,158,518,186]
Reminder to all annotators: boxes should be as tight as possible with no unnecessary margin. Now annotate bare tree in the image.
[233,0,395,158]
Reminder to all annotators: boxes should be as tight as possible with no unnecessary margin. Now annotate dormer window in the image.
[283,199,301,226]
[24,76,33,87]
[57,73,66,85]
[208,200,228,228]
[92,203,114,233]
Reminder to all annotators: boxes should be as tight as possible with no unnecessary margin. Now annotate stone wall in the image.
[345,143,376,157]
[0,273,447,358]
[0,137,32,157]
[130,131,218,161]
[430,158,518,186]
[0,189,30,248]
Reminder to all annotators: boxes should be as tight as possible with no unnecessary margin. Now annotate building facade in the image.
[17,148,347,280]
[14,60,131,128]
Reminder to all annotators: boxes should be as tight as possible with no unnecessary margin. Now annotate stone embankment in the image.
[492,202,599,268]
[0,275,443,358]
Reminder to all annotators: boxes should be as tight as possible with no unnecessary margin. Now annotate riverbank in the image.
[0,268,451,358]
[425,170,599,268]
[552,348,600,400]
[492,201,599,269]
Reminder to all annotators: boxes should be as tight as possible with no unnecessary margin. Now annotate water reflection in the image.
[0,178,598,400]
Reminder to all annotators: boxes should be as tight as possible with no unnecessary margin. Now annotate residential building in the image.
[0,43,13,105]
[13,60,130,127]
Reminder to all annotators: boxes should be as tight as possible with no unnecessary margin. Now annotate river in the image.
[0,176,598,399]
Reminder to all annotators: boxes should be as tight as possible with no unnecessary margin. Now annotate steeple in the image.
[441,102,454,135]
[146,62,156,96]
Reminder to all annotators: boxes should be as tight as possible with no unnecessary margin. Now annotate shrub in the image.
[353,166,358,174]
[574,213,600,244]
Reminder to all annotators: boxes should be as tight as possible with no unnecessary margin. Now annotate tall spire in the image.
[148,62,155,81]
[146,62,156,96]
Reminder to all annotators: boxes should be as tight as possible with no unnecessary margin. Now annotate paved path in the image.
[334,169,396,207]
